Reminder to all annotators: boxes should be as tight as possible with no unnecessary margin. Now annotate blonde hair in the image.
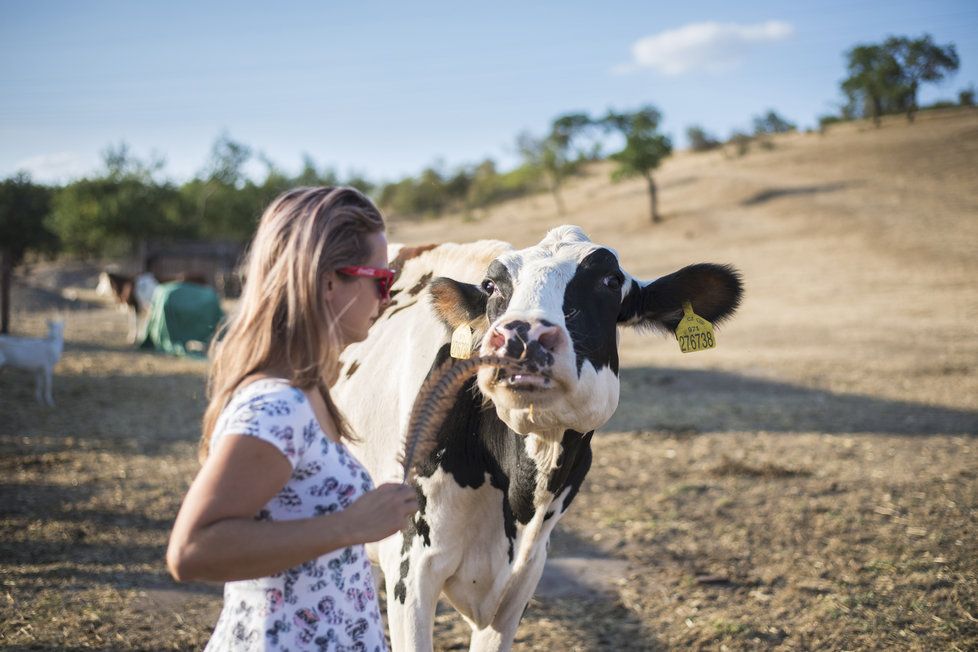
[200,186,385,461]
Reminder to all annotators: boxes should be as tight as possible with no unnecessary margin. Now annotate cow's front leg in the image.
[381,532,444,652]
[468,553,548,652]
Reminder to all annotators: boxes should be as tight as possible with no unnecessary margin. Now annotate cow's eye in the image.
[481,279,497,295]
[602,274,623,291]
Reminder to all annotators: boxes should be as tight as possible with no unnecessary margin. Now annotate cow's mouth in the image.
[494,369,554,392]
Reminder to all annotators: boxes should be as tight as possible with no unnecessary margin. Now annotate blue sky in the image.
[2,0,976,185]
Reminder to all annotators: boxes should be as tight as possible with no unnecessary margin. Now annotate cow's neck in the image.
[417,375,593,561]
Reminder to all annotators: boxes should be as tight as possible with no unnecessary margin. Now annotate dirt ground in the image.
[2,108,977,650]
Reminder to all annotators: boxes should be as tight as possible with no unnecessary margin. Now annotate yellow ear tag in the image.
[450,324,474,359]
[675,301,717,354]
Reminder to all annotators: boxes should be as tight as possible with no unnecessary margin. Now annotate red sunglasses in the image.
[337,266,396,301]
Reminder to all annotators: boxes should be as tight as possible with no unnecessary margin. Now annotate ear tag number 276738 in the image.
[675,302,717,354]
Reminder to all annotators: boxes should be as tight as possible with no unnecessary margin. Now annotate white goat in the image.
[0,320,65,406]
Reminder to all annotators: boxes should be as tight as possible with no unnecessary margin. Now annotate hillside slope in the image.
[389,108,978,415]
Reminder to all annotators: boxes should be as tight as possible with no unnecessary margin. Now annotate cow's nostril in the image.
[489,328,506,350]
[537,326,561,352]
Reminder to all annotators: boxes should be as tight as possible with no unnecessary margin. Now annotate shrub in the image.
[686,126,721,152]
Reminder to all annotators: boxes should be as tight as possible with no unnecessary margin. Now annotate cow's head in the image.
[428,226,742,437]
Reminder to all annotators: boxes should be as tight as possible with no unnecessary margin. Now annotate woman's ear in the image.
[323,271,338,302]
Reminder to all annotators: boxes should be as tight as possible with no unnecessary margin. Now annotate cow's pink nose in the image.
[489,320,563,368]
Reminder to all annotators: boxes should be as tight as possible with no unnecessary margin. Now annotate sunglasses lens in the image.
[339,266,394,301]
[377,277,392,301]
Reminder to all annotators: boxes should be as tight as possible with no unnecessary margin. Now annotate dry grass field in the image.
[2,108,977,650]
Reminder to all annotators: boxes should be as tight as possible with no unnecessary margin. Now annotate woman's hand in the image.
[168,437,419,583]
[343,483,419,543]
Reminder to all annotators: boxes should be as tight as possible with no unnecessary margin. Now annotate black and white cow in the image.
[333,225,742,651]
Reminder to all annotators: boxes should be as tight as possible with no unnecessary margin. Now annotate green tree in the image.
[884,34,960,122]
[960,85,976,107]
[725,130,752,157]
[342,170,375,196]
[516,112,593,215]
[686,125,721,152]
[516,131,568,214]
[443,167,473,210]
[466,159,500,209]
[102,141,166,179]
[752,110,797,135]
[49,146,188,257]
[841,44,903,126]
[601,106,673,223]
[0,174,56,333]
[293,154,340,188]
[184,134,262,241]
[551,112,596,160]
[202,133,252,187]
[377,165,450,219]
[50,177,188,257]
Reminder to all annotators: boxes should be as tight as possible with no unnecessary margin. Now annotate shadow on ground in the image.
[0,371,207,452]
[0,477,219,595]
[741,182,851,206]
[609,366,978,436]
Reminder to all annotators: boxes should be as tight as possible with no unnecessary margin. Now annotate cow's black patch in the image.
[503,320,530,359]
[429,277,489,328]
[562,248,625,374]
[618,279,643,323]
[393,559,408,603]
[393,485,430,604]
[552,430,593,513]
[617,263,743,330]
[523,341,555,369]
[412,344,594,565]
[484,261,514,323]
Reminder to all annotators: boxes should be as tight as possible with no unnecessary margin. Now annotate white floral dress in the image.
[204,379,386,652]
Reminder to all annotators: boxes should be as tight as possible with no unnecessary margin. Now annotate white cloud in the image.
[11,151,96,183]
[616,20,794,76]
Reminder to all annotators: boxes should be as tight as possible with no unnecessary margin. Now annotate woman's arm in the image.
[166,435,417,582]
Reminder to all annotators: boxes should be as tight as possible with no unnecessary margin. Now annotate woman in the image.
[167,187,417,651]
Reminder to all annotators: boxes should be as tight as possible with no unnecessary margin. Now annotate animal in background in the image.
[0,320,65,407]
[97,271,159,342]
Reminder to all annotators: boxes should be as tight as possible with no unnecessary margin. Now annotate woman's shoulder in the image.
[213,378,320,465]
[228,377,306,408]
[218,378,313,432]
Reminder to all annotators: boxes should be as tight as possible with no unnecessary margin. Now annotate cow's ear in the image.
[429,277,489,330]
[619,263,743,332]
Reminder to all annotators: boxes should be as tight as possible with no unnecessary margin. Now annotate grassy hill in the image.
[1,108,976,650]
